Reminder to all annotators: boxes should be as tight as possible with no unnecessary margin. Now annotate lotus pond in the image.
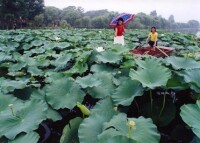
[0,29,200,143]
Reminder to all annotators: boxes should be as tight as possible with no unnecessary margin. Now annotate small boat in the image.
[130,46,175,58]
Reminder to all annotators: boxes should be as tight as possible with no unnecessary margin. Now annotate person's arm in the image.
[146,33,150,43]
[153,33,158,46]
[115,27,118,37]
[122,25,125,35]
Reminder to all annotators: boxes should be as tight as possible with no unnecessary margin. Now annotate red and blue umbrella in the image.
[109,13,135,27]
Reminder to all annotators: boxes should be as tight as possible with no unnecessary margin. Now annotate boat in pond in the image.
[130,46,175,58]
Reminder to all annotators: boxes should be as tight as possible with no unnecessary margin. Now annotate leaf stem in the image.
[134,100,140,114]
[159,91,166,118]
[150,90,153,116]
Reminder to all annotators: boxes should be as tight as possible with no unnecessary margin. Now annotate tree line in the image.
[0,0,199,33]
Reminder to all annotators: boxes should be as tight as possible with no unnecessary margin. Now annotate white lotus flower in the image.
[8,104,13,108]
[55,36,61,41]
[99,31,102,33]
[96,47,105,52]
[161,34,165,36]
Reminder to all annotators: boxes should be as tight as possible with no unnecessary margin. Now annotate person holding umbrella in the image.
[114,18,125,45]
[110,13,134,46]
[146,27,158,50]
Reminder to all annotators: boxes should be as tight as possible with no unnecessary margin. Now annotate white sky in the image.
[44,0,200,23]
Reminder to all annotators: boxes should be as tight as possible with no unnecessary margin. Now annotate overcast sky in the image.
[44,0,200,23]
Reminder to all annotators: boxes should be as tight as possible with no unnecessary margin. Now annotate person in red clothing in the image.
[114,18,125,45]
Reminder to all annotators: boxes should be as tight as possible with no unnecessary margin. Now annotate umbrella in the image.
[109,13,134,26]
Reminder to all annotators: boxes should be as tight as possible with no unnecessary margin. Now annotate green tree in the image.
[80,16,91,28]
[60,6,83,27]
[91,17,105,28]
[150,10,157,17]
[168,15,175,23]
[60,20,71,28]
[28,0,44,20]
[44,6,61,26]
[34,13,44,27]
[0,0,44,29]
[187,20,199,28]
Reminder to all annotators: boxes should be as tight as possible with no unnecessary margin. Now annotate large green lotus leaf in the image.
[112,78,143,106]
[78,98,117,143]
[76,74,102,88]
[60,117,83,143]
[56,42,71,49]
[35,58,50,68]
[0,99,48,140]
[30,89,62,121]
[96,50,122,64]
[66,51,91,74]
[22,57,39,67]
[99,113,160,143]
[27,66,44,76]
[87,73,115,99]
[6,42,20,51]
[14,34,25,42]
[43,42,57,50]
[110,44,130,54]
[91,64,115,74]
[52,54,72,72]
[46,107,62,122]
[30,48,45,54]
[22,44,32,50]
[120,60,136,69]
[98,135,136,143]
[0,53,12,62]
[46,77,85,109]
[8,132,39,143]
[166,75,189,91]
[8,62,27,72]
[0,43,7,52]
[24,36,34,43]
[0,78,28,94]
[31,40,43,47]
[179,69,200,90]
[67,61,88,74]
[44,72,65,83]
[180,100,200,138]
[130,58,171,89]
[134,57,162,70]
[0,92,24,116]
[166,56,200,70]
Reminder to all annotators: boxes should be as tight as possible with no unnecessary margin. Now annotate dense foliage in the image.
[0,29,200,143]
[0,0,44,29]
[0,3,199,32]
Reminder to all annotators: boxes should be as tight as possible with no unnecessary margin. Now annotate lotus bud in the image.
[127,120,136,129]
[8,104,13,108]
[113,106,118,111]
[77,102,91,117]
[127,120,136,138]
[8,104,15,116]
